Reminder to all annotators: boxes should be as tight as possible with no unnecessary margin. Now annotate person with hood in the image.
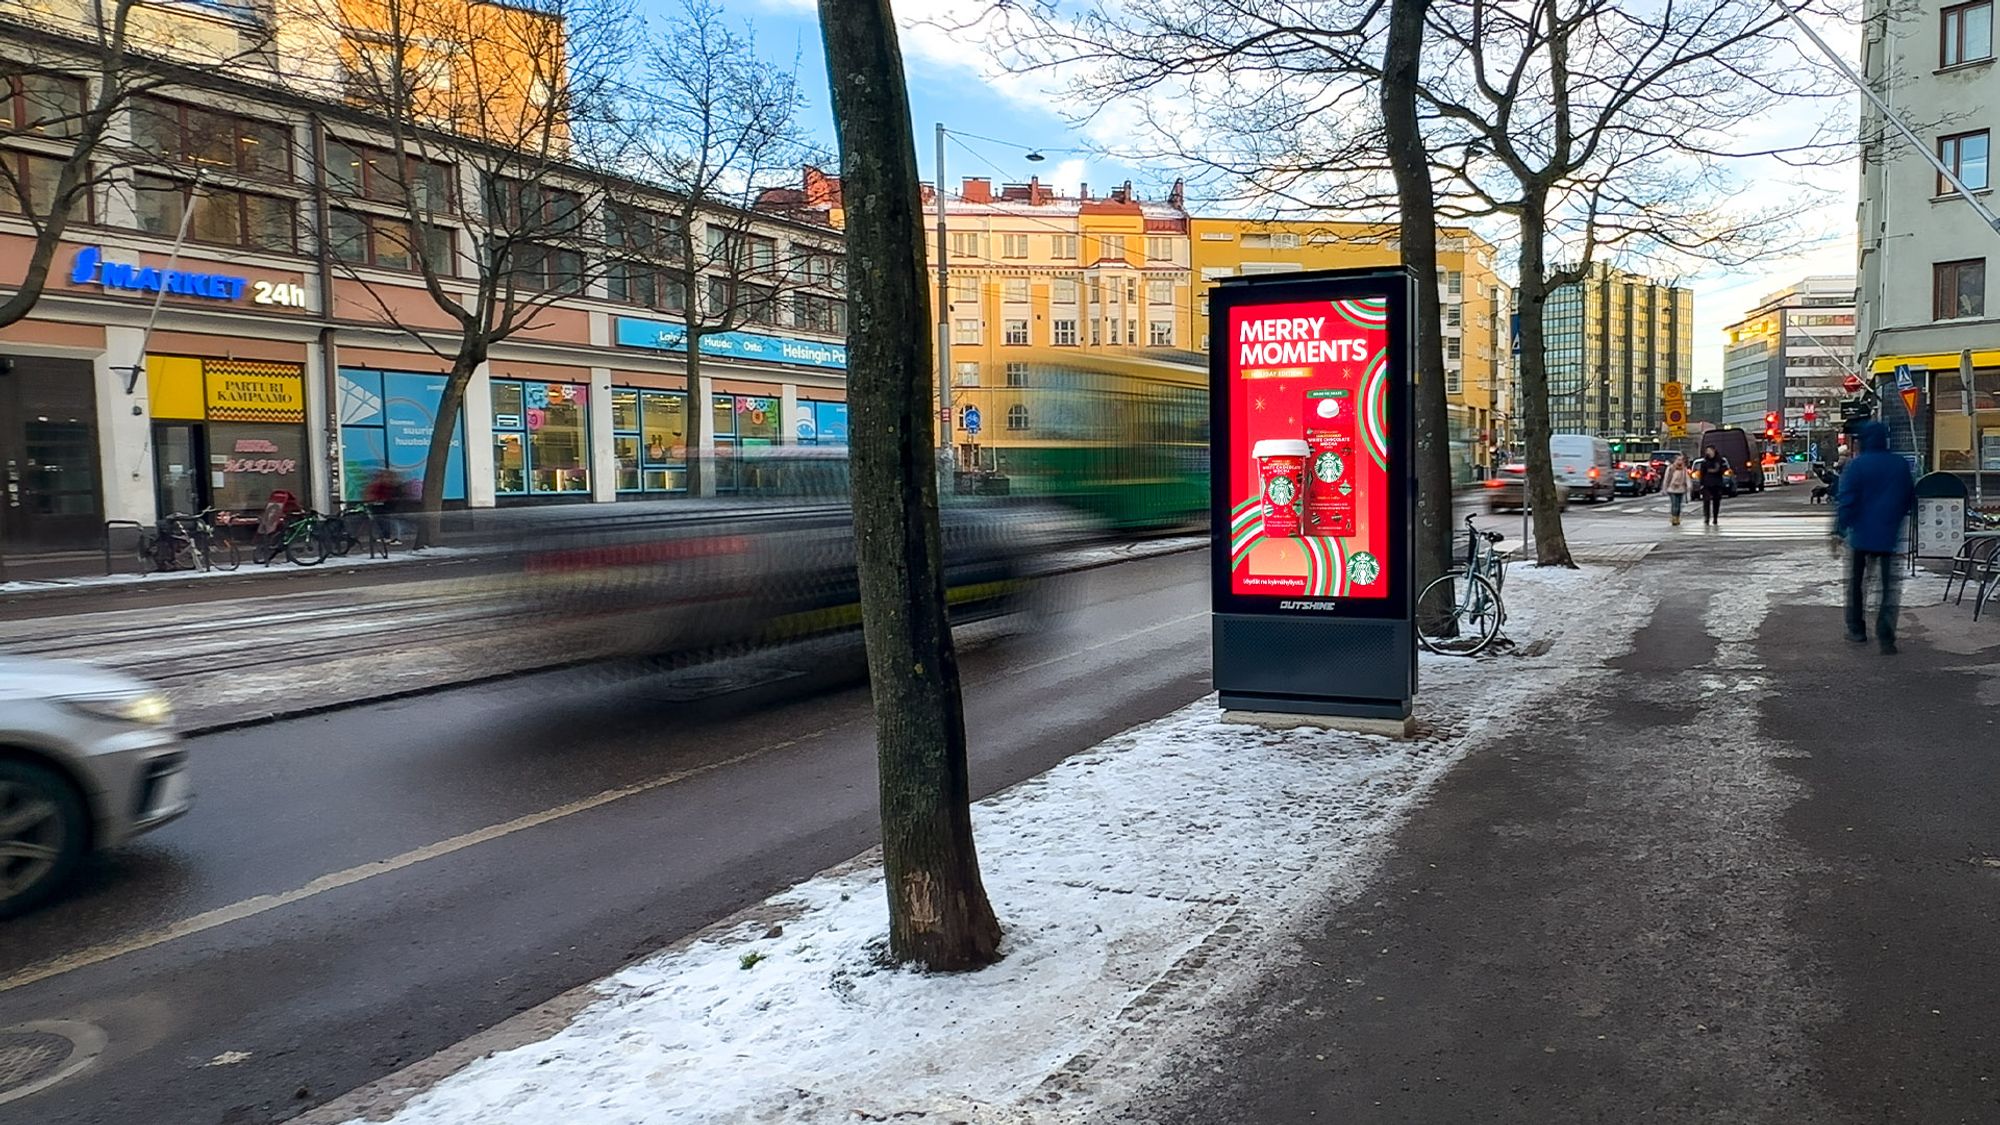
[1834,420,1917,653]
[1662,453,1692,526]
[1696,444,1731,525]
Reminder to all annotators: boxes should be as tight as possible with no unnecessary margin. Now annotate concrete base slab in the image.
[1222,710,1418,739]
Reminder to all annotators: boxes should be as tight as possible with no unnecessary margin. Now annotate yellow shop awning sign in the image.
[206,369,304,422]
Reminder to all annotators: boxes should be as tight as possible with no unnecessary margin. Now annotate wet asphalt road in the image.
[0,552,1211,1125]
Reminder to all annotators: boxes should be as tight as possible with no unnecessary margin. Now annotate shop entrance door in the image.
[153,423,208,518]
[0,356,103,551]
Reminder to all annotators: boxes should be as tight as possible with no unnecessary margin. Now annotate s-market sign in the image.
[67,246,308,308]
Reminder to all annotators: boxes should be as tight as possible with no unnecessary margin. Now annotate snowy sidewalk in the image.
[305,557,1658,1125]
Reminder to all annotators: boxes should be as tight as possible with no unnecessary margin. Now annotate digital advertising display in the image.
[1209,267,1414,721]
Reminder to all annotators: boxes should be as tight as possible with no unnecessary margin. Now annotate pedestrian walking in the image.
[362,466,409,545]
[1696,445,1731,526]
[1662,454,1692,526]
[1833,420,1917,654]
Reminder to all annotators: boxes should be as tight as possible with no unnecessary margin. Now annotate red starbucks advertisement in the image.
[1223,296,1395,602]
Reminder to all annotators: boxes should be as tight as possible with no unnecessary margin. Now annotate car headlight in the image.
[62,692,175,727]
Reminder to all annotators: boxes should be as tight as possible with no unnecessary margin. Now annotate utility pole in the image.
[934,122,954,489]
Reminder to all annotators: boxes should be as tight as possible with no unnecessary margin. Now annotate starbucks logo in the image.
[1266,475,1297,508]
[1348,551,1380,585]
[1314,452,1345,483]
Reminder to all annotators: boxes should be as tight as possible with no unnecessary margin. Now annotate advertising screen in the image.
[1222,295,1398,604]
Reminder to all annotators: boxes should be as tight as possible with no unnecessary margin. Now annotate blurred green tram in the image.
[956,349,1210,534]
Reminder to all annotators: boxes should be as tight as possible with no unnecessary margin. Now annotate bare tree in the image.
[997,0,1848,567]
[819,0,1003,971]
[619,0,828,498]
[0,1,275,329]
[1415,0,1847,565]
[276,0,633,540]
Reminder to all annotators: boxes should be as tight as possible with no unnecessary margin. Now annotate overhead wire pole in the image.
[935,123,954,490]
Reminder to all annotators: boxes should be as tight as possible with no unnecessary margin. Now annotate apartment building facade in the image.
[1858,0,2000,472]
[1542,262,1695,443]
[1720,275,1857,432]
[0,13,849,549]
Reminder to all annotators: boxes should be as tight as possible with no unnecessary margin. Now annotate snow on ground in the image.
[353,559,1661,1125]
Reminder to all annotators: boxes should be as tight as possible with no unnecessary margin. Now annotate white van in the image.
[1549,434,1613,503]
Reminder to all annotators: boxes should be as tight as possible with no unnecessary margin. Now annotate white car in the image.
[0,657,191,917]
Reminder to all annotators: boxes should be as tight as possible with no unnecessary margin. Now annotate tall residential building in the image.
[1858,0,2000,472]
[1720,276,1856,431]
[1188,219,1514,479]
[1542,263,1694,440]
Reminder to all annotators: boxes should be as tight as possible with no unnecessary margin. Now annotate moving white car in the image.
[0,657,191,917]
[1549,434,1614,503]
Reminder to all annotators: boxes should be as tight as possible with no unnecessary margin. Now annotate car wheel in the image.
[0,759,88,919]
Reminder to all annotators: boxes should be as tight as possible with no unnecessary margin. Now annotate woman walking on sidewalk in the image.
[1663,454,1691,526]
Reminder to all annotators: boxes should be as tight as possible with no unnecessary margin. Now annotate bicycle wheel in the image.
[208,535,241,572]
[286,524,328,566]
[322,515,358,558]
[348,514,379,558]
[1416,570,1504,656]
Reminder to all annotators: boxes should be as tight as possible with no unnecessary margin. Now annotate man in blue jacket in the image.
[1834,421,1917,653]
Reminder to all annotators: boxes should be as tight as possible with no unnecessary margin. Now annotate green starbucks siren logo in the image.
[1347,551,1380,586]
[1313,451,1345,483]
[1267,475,1297,508]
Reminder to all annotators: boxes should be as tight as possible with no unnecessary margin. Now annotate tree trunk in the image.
[1514,195,1575,568]
[1381,0,1452,595]
[685,329,712,497]
[417,349,481,549]
[818,0,1002,971]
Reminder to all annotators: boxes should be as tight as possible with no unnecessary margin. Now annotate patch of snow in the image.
[355,562,1659,1125]
[0,547,478,597]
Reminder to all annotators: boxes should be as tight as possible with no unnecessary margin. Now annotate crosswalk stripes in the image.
[1702,513,1838,541]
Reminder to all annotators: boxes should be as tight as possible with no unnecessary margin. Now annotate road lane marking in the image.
[1001,610,1206,680]
[0,737,821,996]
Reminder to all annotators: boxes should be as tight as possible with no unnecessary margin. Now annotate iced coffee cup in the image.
[1252,438,1310,538]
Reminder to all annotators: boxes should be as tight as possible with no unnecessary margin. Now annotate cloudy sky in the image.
[722,0,1861,390]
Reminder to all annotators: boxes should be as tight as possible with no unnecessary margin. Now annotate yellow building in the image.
[1190,218,1514,479]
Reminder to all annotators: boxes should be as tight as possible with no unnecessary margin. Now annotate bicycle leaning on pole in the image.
[1415,513,1509,656]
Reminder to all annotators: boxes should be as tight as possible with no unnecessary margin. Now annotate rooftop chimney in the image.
[962,177,992,203]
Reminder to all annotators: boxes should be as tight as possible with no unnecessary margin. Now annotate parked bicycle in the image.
[252,508,329,567]
[138,508,241,573]
[1415,514,1509,656]
[319,503,382,559]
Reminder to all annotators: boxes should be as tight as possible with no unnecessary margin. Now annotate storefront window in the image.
[796,400,849,446]
[491,380,588,497]
[736,396,780,443]
[641,390,687,491]
[208,422,306,512]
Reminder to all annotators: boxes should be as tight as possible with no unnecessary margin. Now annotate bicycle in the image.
[1416,514,1509,656]
[253,509,329,567]
[319,503,381,559]
[138,509,240,573]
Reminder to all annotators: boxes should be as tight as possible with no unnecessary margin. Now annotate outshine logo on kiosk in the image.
[1225,297,1392,600]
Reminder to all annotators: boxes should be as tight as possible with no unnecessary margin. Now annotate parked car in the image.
[1612,463,1649,497]
[0,657,190,917]
[1550,434,1614,503]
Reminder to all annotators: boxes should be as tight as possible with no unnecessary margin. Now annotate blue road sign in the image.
[963,404,981,435]
[1895,364,1914,392]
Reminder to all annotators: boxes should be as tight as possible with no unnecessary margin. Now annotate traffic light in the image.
[1764,411,1781,442]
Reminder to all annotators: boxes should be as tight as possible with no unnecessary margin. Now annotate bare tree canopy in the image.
[993,0,1851,565]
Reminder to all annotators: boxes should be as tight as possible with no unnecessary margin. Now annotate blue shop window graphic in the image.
[336,368,467,502]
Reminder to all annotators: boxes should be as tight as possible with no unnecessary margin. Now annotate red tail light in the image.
[1588,467,1600,479]
[1485,479,1504,488]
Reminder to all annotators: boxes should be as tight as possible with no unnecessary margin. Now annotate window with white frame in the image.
[1447,270,1464,295]
[951,276,978,303]
[1052,319,1078,346]
[1052,276,1079,304]
[1446,305,1462,327]
[1098,234,1126,260]
[1051,234,1078,260]
[1003,318,1029,345]
[1126,319,1137,345]
[1145,236,1175,261]
[1446,368,1463,394]
[1007,403,1029,431]
[1090,319,1102,346]
[1002,278,1029,303]
[949,232,982,258]
[1149,320,1173,346]
[1000,233,1029,258]
[1005,362,1028,386]
[954,318,981,344]
[1147,279,1173,305]
[1446,337,1463,360]
[955,361,980,387]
